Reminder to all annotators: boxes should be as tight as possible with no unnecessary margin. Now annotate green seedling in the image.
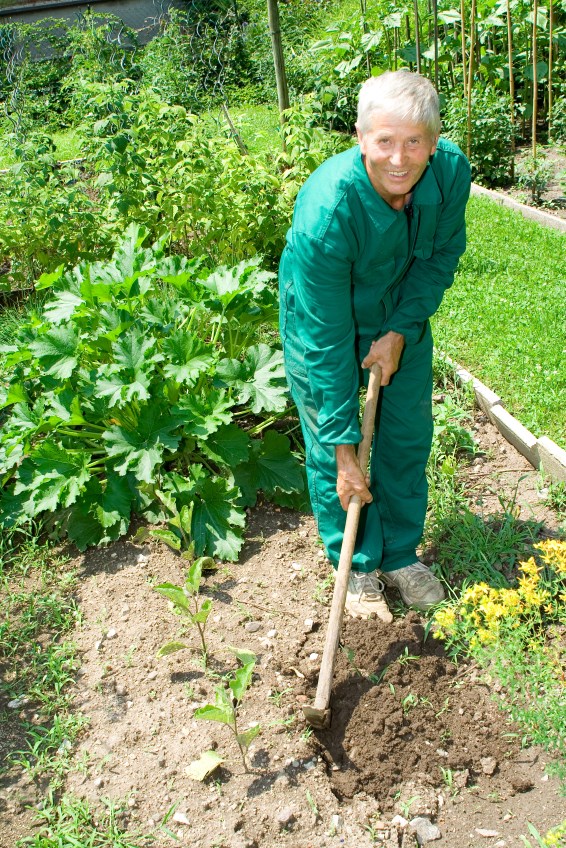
[401,693,419,714]
[268,687,293,707]
[397,646,420,666]
[155,556,215,669]
[194,648,261,772]
[305,789,319,819]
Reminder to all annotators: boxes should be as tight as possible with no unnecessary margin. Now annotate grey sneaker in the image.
[345,571,393,622]
[382,561,445,610]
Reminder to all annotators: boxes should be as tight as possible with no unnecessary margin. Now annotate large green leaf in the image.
[233,430,305,508]
[104,403,180,483]
[174,389,233,439]
[199,423,250,466]
[28,325,80,380]
[97,329,158,406]
[14,442,92,515]
[216,344,287,414]
[190,476,245,561]
[43,291,84,323]
[161,331,214,386]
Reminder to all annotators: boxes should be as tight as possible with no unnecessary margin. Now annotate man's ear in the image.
[430,135,439,157]
[355,124,363,145]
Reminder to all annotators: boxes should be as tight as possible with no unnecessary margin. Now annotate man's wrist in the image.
[335,444,358,470]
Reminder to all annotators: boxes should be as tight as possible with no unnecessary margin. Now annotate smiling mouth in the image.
[388,170,409,177]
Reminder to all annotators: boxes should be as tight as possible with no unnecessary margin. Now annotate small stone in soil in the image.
[275,806,295,828]
[480,756,498,775]
[409,817,441,843]
[475,828,500,838]
[245,621,261,633]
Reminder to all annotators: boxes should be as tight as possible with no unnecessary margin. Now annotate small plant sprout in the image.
[194,648,261,772]
[305,789,319,820]
[440,766,454,789]
[397,646,420,666]
[155,556,216,669]
[401,693,419,714]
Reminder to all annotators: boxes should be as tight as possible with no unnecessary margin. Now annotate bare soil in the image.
[1,409,565,848]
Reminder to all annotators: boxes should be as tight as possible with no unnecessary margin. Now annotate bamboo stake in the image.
[466,0,476,162]
[532,0,538,160]
[548,0,554,139]
[506,0,515,180]
[460,0,467,98]
[438,0,442,90]
[414,0,421,74]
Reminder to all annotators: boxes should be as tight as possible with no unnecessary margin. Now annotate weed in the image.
[313,573,333,605]
[19,793,152,847]
[397,646,420,666]
[401,693,419,714]
[300,725,314,742]
[305,789,319,818]
[268,687,293,708]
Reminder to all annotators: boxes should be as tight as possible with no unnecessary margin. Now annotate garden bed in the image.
[1,406,564,848]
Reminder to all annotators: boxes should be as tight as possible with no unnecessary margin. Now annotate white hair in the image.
[357,70,441,137]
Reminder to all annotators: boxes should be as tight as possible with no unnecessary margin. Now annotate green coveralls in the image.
[279,138,471,574]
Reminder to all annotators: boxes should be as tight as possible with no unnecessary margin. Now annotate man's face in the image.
[356,111,438,209]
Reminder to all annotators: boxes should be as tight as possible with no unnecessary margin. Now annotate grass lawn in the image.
[432,195,566,448]
[0,127,82,168]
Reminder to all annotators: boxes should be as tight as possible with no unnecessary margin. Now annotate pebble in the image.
[245,621,261,633]
[106,628,117,639]
[136,553,149,564]
[291,562,302,571]
[7,698,26,710]
[475,828,500,838]
[309,652,319,661]
[480,756,498,775]
[303,618,314,633]
[173,812,190,825]
[147,670,158,680]
[93,777,104,788]
[391,815,409,828]
[409,817,441,844]
[331,814,343,833]
[266,629,277,638]
[275,806,295,828]
[495,842,507,847]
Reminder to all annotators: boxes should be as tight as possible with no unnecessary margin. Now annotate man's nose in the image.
[389,145,405,166]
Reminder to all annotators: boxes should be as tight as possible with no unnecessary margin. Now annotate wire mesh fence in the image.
[0,0,252,129]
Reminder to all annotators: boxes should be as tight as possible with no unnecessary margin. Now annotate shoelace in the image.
[358,575,386,598]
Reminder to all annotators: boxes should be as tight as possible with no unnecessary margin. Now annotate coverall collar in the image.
[354,146,443,233]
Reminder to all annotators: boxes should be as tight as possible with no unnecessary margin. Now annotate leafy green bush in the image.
[442,88,515,186]
[0,132,108,289]
[549,95,566,142]
[0,225,306,554]
[516,153,554,205]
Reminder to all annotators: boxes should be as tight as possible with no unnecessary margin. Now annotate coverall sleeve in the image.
[291,230,362,447]
[383,157,472,345]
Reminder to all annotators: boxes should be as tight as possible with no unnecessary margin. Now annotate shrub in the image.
[442,87,515,186]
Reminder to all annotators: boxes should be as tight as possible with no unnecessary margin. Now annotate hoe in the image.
[303,363,382,729]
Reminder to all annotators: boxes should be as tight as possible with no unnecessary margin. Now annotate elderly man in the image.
[279,70,471,622]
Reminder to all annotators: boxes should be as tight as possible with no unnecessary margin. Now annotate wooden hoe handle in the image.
[308,363,382,719]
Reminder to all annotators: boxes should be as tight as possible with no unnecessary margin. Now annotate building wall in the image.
[0,1,184,44]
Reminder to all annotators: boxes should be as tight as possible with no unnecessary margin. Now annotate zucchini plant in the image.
[0,224,306,555]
